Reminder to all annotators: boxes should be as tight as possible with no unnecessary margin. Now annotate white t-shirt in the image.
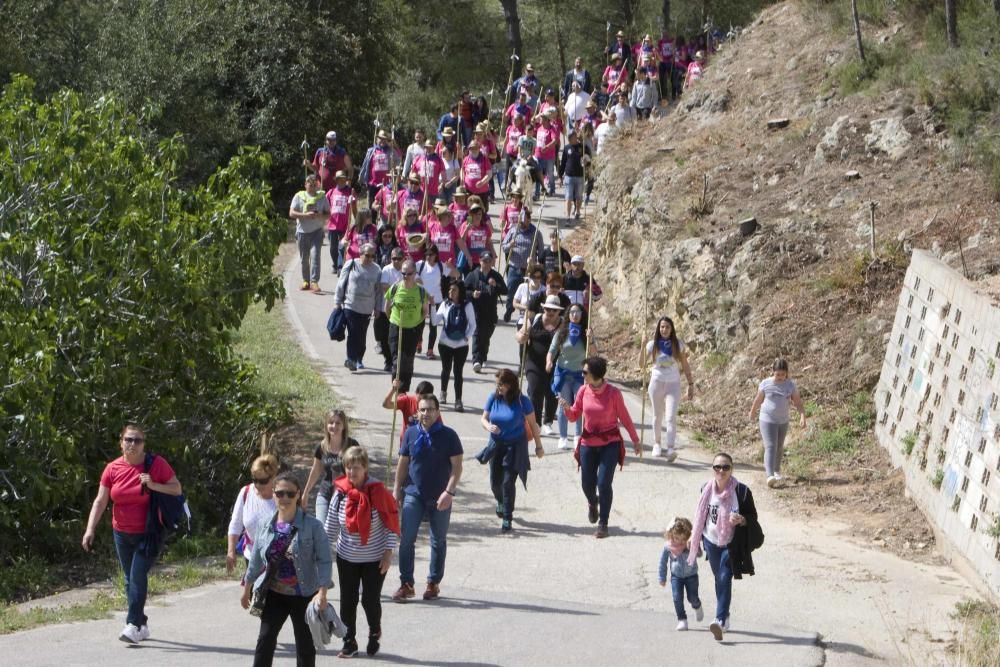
[417,259,450,305]
[703,485,738,547]
[594,123,615,154]
[227,485,278,559]
[378,265,403,311]
[646,339,685,384]
[513,282,542,326]
[431,301,477,348]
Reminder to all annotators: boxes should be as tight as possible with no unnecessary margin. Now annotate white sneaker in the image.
[773,473,783,485]
[723,617,731,630]
[119,623,142,644]
[695,605,705,622]
[675,619,688,631]
[652,444,662,457]
[665,448,677,463]
[709,620,724,641]
[138,624,150,641]
[542,423,554,436]
[558,437,570,450]
[767,475,777,488]
[473,361,482,373]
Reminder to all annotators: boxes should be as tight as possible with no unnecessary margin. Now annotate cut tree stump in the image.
[767,118,790,130]
[845,170,861,180]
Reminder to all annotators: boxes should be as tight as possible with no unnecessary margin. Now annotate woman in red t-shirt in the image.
[82,424,182,644]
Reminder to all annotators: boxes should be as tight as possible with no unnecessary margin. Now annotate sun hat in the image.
[541,295,564,311]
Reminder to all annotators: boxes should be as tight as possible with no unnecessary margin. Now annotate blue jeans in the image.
[670,574,702,621]
[315,493,330,526]
[113,530,153,627]
[504,265,525,318]
[534,159,554,197]
[557,372,583,438]
[578,443,619,525]
[703,538,733,623]
[398,494,452,585]
[327,229,344,272]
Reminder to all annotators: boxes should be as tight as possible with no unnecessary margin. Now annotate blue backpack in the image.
[143,453,192,556]
[444,303,468,340]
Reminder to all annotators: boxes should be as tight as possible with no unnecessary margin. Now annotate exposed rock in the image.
[865,117,912,160]
[815,115,851,163]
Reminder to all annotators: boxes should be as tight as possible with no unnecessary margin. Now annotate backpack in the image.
[144,453,192,551]
[444,302,468,340]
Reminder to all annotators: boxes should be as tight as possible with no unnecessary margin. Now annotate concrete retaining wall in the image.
[875,250,1000,599]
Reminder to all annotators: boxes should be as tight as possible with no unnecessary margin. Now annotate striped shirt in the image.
[324,488,398,563]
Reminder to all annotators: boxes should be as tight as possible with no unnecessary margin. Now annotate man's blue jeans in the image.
[670,574,702,621]
[534,158,554,198]
[504,265,525,319]
[703,538,733,623]
[113,530,153,627]
[398,493,452,585]
[557,371,583,438]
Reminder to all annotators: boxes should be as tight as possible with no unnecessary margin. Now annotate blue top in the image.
[400,422,464,505]
[485,392,534,441]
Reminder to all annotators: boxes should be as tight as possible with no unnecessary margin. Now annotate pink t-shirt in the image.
[367,146,392,186]
[397,220,427,262]
[449,202,470,229]
[344,223,379,260]
[686,61,704,86]
[658,38,675,62]
[100,455,176,534]
[460,220,493,263]
[603,65,625,90]
[412,154,444,196]
[504,124,526,156]
[505,102,534,124]
[325,185,356,233]
[428,220,461,264]
[534,124,559,161]
[396,188,424,222]
[373,184,395,224]
[563,384,640,447]
[500,203,524,239]
[463,153,492,194]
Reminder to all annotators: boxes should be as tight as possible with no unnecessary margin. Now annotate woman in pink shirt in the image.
[462,140,493,211]
[458,201,495,271]
[325,170,357,273]
[427,205,469,269]
[533,115,559,199]
[560,356,640,538]
[343,209,379,262]
[412,140,445,198]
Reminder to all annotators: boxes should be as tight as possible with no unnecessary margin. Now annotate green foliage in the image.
[848,391,874,431]
[988,514,1000,539]
[803,400,820,417]
[0,77,289,569]
[0,559,55,603]
[901,430,917,456]
[0,0,393,200]
[952,598,1000,667]
[931,468,944,489]
[703,351,731,370]
[807,427,859,455]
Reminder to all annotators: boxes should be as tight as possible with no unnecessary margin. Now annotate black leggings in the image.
[438,344,469,400]
[489,437,522,520]
[418,321,438,351]
[253,590,315,667]
[526,368,557,425]
[336,555,386,642]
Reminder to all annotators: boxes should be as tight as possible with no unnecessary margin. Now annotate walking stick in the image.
[584,272,594,358]
[638,304,651,453]
[498,52,520,153]
[516,199,543,390]
[386,307,405,479]
[606,21,612,65]
[301,137,310,180]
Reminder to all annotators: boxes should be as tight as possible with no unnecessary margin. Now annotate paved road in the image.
[0,192,977,665]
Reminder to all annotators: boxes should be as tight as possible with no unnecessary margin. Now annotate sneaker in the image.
[710,620,724,641]
[455,400,464,413]
[416,342,423,354]
[676,620,688,631]
[356,361,365,370]
[767,475,778,488]
[383,361,393,373]
[773,473,783,485]
[594,523,609,539]
[119,623,142,644]
[138,624,150,641]
[473,361,483,373]
[501,519,512,533]
[695,605,705,622]
[392,583,415,602]
[558,437,570,450]
[343,359,350,368]
[339,637,359,658]
[441,389,448,404]
[310,282,321,293]
[347,359,357,372]
[722,617,731,630]
[587,503,599,524]
[366,632,381,657]
[422,582,440,601]
[542,422,554,436]
[426,350,436,360]
[665,448,677,463]
[495,501,504,518]
[503,313,512,323]
[652,444,662,457]
[299,281,310,291]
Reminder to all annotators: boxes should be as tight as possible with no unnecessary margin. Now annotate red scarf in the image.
[333,476,400,545]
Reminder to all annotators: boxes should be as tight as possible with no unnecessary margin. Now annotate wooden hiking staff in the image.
[497,52,519,157]
[386,308,405,479]
[638,304,651,454]
[301,137,309,180]
[584,272,594,359]
[516,201,543,390]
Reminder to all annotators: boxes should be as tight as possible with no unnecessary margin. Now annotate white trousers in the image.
[648,376,681,448]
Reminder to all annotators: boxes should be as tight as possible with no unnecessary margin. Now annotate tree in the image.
[852,0,866,62]
[662,0,671,32]
[0,76,288,564]
[945,0,959,48]
[500,0,524,84]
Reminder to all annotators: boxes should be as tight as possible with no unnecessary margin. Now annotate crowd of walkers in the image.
[76,28,810,663]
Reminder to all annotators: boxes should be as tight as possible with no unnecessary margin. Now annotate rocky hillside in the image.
[589,0,999,547]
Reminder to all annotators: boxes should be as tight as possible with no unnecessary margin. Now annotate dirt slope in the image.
[588,0,999,562]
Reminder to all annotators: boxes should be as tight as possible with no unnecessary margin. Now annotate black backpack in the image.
[143,454,192,554]
[444,302,468,340]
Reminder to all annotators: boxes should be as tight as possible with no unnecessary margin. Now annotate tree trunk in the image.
[851,0,866,62]
[662,0,671,31]
[552,1,567,85]
[621,0,639,34]
[499,0,523,103]
[945,0,959,48]
[995,0,1000,15]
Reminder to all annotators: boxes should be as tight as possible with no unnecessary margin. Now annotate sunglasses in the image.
[123,437,145,444]
[253,476,272,485]
[363,253,375,258]
[712,464,733,472]
[392,256,404,261]
[402,272,415,277]
[274,490,298,499]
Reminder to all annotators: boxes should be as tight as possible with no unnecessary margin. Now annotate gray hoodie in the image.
[336,258,382,314]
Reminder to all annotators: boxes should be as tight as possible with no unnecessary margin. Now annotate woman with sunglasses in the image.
[303,410,360,525]
[82,424,182,644]
[243,472,332,667]
[342,209,379,264]
[688,453,760,641]
[559,356,639,538]
[227,454,279,577]
[548,303,592,450]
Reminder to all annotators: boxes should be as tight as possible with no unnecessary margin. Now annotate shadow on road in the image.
[412,596,598,617]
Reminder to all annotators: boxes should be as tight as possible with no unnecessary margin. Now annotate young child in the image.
[658,517,704,630]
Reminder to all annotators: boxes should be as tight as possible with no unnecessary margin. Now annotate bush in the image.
[0,77,289,570]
